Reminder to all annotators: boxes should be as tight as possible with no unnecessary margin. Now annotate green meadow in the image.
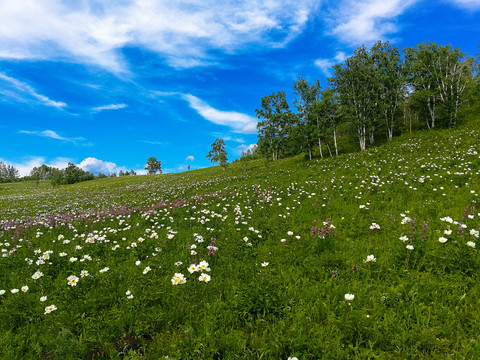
[1,121,480,359]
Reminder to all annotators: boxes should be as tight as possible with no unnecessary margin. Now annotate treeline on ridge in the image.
[245,40,479,161]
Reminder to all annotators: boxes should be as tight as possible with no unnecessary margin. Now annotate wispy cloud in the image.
[0,0,320,73]
[92,103,127,112]
[19,129,85,143]
[0,73,67,108]
[139,140,165,145]
[185,155,194,161]
[236,143,257,155]
[329,0,419,45]
[314,51,347,76]
[446,0,480,10]
[182,94,257,134]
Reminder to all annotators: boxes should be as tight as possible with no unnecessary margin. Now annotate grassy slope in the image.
[1,120,480,359]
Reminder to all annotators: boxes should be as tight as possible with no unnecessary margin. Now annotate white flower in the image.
[21,285,29,292]
[198,273,211,283]
[44,304,57,314]
[143,266,151,274]
[287,231,294,236]
[190,250,197,256]
[439,237,448,244]
[171,273,186,285]
[399,235,409,242]
[469,229,479,238]
[0,290,5,295]
[345,293,355,301]
[198,260,211,272]
[67,275,79,287]
[406,245,414,250]
[174,261,182,266]
[40,296,47,302]
[444,229,452,235]
[288,357,298,360]
[99,267,109,273]
[467,241,476,248]
[135,260,141,266]
[80,270,89,277]
[187,264,198,274]
[369,223,380,230]
[261,262,269,267]
[364,254,376,263]
[11,288,19,294]
[31,270,44,280]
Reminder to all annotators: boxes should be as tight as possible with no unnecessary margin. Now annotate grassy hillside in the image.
[1,121,480,359]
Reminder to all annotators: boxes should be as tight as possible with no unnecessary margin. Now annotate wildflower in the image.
[11,288,19,294]
[369,223,381,230]
[364,254,376,263]
[467,241,476,248]
[31,270,44,280]
[67,275,79,287]
[198,273,211,283]
[344,293,355,301]
[438,237,448,244]
[40,296,47,302]
[99,267,109,273]
[80,270,89,277]
[280,238,287,243]
[191,250,197,256]
[44,304,57,314]
[59,252,67,257]
[21,286,29,292]
[143,266,151,274]
[444,229,452,235]
[69,257,78,263]
[287,231,294,236]
[288,357,299,360]
[470,229,479,238]
[0,290,5,295]
[171,273,187,285]
[406,245,414,250]
[295,235,301,240]
[198,260,211,272]
[135,260,141,266]
[261,262,269,267]
[126,290,134,299]
[187,264,198,274]
[174,261,182,266]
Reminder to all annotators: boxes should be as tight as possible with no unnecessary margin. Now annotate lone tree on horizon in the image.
[145,157,162,174]
[207,138,228,170]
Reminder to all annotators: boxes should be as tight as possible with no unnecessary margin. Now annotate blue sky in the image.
[0,0,479,176]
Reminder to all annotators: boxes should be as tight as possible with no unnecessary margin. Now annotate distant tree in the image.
[207,139,228,169]
[187,165,191,171]
[30,164,56,180]
[97,173,108,179]
[0,162,19,182]
[145,157,162,175]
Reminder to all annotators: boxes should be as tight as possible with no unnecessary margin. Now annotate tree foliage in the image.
[206,139,228,169]
[145,157,162,175]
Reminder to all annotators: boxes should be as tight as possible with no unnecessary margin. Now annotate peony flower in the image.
[171,273,187,285]
[44,304,57,314]
[198,273,211,283]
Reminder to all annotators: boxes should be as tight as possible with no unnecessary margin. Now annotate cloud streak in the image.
[0,73,67,108]
[0,0,320,73]
[182,94,257,134]
[92,103,127,112]
[19,129,85,143]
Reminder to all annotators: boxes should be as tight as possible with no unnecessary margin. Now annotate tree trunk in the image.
[333,128,338,156]
[318,138,323,159]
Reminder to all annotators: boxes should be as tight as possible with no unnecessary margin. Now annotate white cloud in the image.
[236,143,257,155]
[1,156,72,177]
[19,129,85,143]
[330,0,419,44]
[314,51,347,76]
[182,94,257,134]
[92,103,127,112]
[0,0,320,72]
[185,155,194,161]
[0,72,67,108]
[79,157,126,175]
